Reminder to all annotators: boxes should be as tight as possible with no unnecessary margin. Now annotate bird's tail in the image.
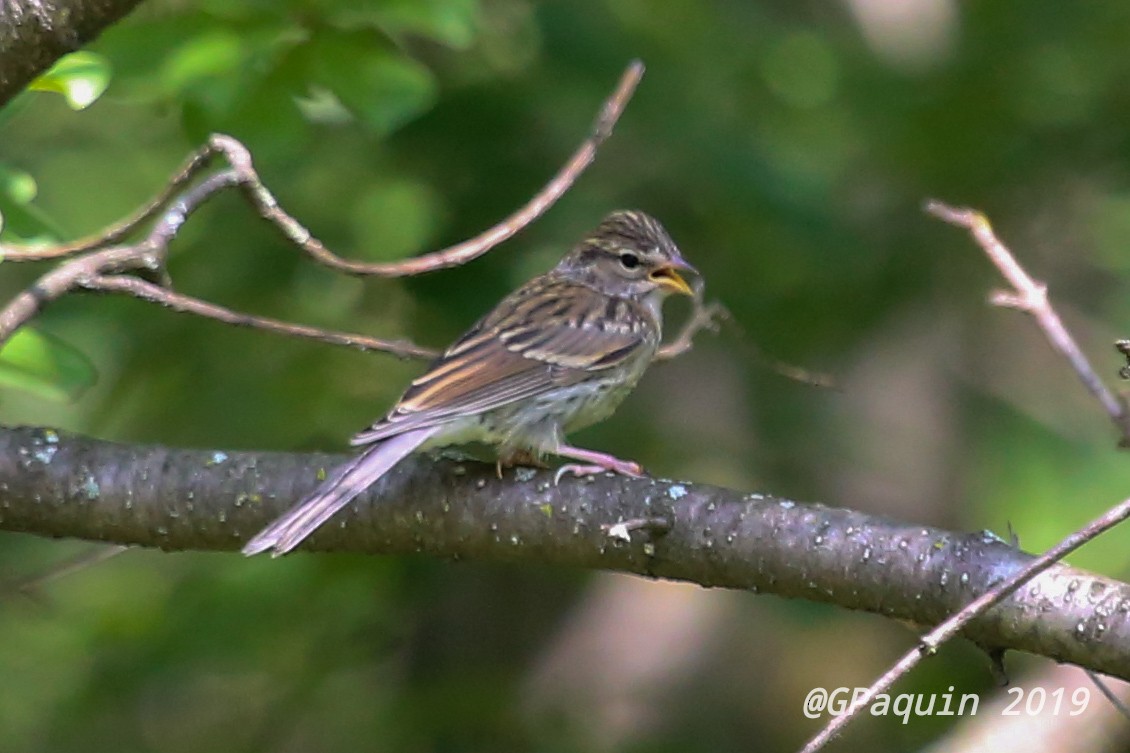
[242,427,437,556]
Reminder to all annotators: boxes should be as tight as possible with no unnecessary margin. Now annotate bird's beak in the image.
[650,256,698,297]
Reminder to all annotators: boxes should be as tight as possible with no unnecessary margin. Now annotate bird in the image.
[242,210,697,556]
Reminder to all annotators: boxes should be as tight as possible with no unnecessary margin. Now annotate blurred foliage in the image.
[0,162,64,243]
[0,328,98,402]
[4,0,1130,750]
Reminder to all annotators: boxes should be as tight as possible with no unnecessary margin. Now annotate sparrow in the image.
[243,210,697,556]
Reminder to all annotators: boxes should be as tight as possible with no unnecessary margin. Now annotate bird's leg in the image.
[553,445,644,485]
[496,449,549,478]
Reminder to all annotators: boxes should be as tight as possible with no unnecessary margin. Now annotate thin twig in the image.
[84,275,437,359]
[655,300,725,361]
[218,61,646,277]
[1086,670,1130,722]
[0,145,219,261]
[924,200,1130,442]
[695,299,836,388]
[800,494,1130,753]
[729,317,837,389]
[655,278,727,361]
[2,545,129,603]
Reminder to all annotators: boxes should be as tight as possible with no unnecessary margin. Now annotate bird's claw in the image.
[553,459,644,485]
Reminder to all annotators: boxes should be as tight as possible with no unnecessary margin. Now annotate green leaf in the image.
[303,30,437,136]
[0,328,98,402]
[28,52,112,110]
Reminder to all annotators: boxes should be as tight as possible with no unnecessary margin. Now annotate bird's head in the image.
[557,210,698,300]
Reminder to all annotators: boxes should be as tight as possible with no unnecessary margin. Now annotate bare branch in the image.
[0,243,155,343]
[924,200,1130,442]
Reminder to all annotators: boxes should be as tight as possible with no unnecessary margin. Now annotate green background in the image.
[3,0,1130,750]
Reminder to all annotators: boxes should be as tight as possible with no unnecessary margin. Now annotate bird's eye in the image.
[618,252,640,269]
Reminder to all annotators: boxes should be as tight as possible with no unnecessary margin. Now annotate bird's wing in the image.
[351,276,656,446]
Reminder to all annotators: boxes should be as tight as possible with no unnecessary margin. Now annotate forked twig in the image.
[655,279,727,361]
[924,200,1130,442]
[0,147,219,262]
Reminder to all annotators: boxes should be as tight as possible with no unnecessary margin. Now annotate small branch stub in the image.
[1115,340,1130,380]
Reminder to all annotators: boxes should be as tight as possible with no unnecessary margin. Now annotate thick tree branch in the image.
[1,425,1128,681]
[0,0,145,107]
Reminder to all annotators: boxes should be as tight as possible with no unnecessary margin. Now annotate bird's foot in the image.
[553,445,644,485]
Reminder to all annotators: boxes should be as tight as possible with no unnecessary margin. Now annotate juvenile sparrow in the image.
[243,210,697,556]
